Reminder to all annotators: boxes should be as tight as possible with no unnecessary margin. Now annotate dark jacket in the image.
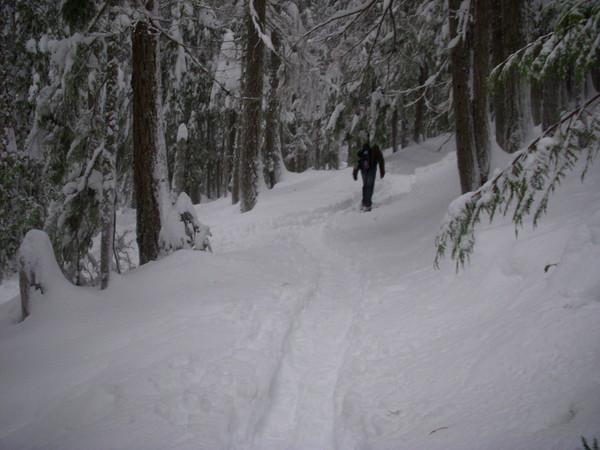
[353,144,385,180]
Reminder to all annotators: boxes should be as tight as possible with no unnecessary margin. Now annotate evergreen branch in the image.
[293,0,379,51]
[152,23,233,98]
[489,1,600,85]
[435,93,600,271]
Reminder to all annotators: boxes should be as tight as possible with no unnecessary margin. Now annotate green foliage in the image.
[45,180,101,285]
[435,94,600,270]
[490,0,600,84]
[435,0,600,271]
[0,155,47,280]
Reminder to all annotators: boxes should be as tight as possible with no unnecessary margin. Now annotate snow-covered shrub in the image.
[17,229,65,319]
[160,192,211,253]
[0,154,46,281]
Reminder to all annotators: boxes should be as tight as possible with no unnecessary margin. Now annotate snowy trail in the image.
[2,137,599,449]
[254,219,364,449]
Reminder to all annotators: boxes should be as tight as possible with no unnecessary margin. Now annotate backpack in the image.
[358,147,370,170]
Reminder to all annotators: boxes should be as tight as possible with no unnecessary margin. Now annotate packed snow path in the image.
[254,222,365,449]
[1,136,599,449]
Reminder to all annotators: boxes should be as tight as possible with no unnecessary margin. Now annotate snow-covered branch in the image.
[435,93,600,270]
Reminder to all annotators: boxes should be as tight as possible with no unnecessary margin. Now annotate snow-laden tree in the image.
[210,26,243,202]
[34,3,110,284]
[100,0,120,289]
[0,1,61,280]
[288,0,452,169]
[13,0,211,282]
[436,0,600,269]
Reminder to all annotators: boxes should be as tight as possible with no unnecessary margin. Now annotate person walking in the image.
[352,142,385,211]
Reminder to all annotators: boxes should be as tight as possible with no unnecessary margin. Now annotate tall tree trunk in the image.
[449,0,479,194]
[263,12,281,188]
[171,125,187,197]
[472,0,491,184]
[132,0,161,264]
[490,0,506,149]
[497,0,531,153]
[227,109,238,202]
[100,0,119,289]
[413,65,427,143]
[240,0,266,213]
[392,107,399,153]
[530,79,542,126]
[541,75,562,131]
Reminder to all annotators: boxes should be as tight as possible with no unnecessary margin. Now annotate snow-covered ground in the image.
[1,136,599,449]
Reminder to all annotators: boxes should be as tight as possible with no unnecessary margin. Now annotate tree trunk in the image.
[240,0,266,213]
[227,109,238,201]
[490,0,506,149]
[497,0,531,153]
[392,107,399,153]
[472,0,491,184]
[413,65,427,143]
[541,75,562,131]
[171,128,187,197]
[100,0,119,289]
[449,0,479,194]
[263,12,281,188]
[132,1,161,264]
[231,113,240,205]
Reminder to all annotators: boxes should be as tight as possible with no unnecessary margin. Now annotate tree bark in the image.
[263,12,281,188]
[171,129,187,197]
[472,0,491,184]
[392,107,398,153]
[100,0,119,289]
[495,0,531,153]
[541,75,562,131]
[490,0,506,149]
[449,0,478,194]
[227,109,238,202]
[240,0,266,212]
[413,65,427,144]
[132,0,161,264]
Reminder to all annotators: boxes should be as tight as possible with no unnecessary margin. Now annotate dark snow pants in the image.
[361,168,377,207]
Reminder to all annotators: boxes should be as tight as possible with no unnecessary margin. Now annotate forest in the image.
[1,0,599,287]
[1,1,600,448]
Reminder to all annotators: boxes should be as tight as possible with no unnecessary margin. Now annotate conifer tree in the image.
[100,0,120,289]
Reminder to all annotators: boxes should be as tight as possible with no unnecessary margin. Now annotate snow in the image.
[16,230,66,294]
[326,102,345,131]
[210,30,241,109]
[1,136,599,449]
[177,123,188,142]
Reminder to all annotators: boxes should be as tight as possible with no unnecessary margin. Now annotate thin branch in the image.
[152,23,234,98]
[293,0,379,50]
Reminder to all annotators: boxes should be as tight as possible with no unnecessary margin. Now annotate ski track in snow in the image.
[253,220,365,449]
